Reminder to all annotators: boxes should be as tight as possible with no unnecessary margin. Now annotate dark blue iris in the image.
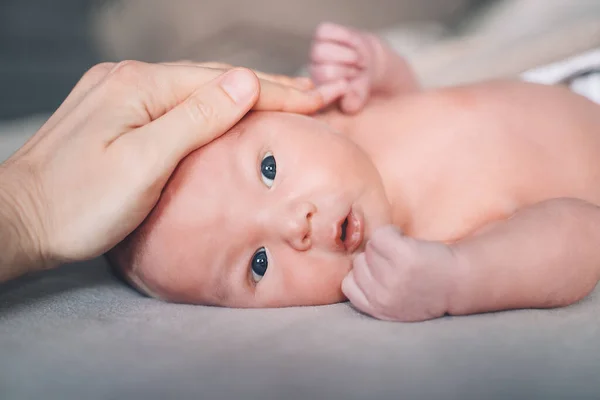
[261,155,276,181]
[251,248,268,277]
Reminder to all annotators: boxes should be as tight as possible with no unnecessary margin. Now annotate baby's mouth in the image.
[336,208,364,253]
[340,217,349,242]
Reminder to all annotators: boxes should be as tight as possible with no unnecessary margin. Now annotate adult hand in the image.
[0,61,323,282]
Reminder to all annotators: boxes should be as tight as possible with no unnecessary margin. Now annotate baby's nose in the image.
[282,201,316,251]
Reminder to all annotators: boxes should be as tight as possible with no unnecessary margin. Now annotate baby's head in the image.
[108,111,392,307]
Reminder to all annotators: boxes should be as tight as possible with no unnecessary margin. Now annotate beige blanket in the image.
[380,0,600,87]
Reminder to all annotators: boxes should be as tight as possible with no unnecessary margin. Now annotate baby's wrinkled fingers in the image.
[339,75,370,114]
[352,252,379,298]
[369,225,409,258]
[314,22,361,47]
[364,238,397,283]
[315,80,348,107]
[310,63,360,84]
[341,271,373,316]
[311,41,361,65]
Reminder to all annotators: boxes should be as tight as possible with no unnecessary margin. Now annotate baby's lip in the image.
[334,207,364,254]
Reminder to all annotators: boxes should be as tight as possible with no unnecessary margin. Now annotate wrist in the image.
[0,165,49,280]
[446,243,476,316]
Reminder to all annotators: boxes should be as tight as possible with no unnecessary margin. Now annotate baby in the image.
[107,23,600,322]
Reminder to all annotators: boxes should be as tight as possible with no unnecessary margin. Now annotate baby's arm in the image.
[343,198,600,322]
[451,198,600,315]
[310,22,419,114]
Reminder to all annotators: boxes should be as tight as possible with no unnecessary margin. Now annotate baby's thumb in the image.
[128,68,259,176]
[340,76,369,114]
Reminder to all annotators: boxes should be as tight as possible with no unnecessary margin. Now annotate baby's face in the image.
[130,112,391,307]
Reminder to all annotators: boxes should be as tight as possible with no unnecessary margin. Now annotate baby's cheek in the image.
[264,253,349,307]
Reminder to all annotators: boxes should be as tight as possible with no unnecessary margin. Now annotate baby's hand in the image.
[342,226,460,322]
[309,22,387,114]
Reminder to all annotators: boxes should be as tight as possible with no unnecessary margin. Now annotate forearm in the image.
[449,198,600,315]
[0,172,45,282]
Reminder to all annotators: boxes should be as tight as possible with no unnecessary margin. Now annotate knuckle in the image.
[108,60,147,84]
[184,96,216,124]
[353,252,367,268]
[374,289,393,309]
[84,62,114,81]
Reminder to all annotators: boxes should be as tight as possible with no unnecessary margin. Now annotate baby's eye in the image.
[251,247,269,283]
[260,153,276,188]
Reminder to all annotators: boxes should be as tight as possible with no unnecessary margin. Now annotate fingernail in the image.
[220,69,256,104]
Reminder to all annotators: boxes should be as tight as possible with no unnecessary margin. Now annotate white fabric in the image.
[521,47,600,104]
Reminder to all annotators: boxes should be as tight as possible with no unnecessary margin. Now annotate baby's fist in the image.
[309,22,382,114]
[342,226,460,322]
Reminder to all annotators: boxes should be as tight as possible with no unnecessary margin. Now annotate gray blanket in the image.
[1,257,599,399]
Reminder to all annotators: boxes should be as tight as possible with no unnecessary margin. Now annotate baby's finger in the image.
[309,63,360,84]
[340,75,370,114]
[314,22,362,49]
[315,80,348,107]
[311,41,360,65]
[341,271,374,316]
[369,225,407,259]
[352,252,378,297]
[364,239,397,284]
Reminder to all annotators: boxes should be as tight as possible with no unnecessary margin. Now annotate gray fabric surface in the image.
[1,257,599,400]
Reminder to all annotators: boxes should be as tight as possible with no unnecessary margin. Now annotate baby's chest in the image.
[383,142,521,242]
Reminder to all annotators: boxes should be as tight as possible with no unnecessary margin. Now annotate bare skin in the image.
[110,23,600,322]
[312,22,600,321]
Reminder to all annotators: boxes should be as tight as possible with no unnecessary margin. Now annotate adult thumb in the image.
[121,68,259,175]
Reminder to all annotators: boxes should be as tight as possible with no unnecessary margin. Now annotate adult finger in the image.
[116,68,258,179]
[162,61,314,91]
[253,80,324,114]
[127,62,323,117]
[309,63,360,84]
